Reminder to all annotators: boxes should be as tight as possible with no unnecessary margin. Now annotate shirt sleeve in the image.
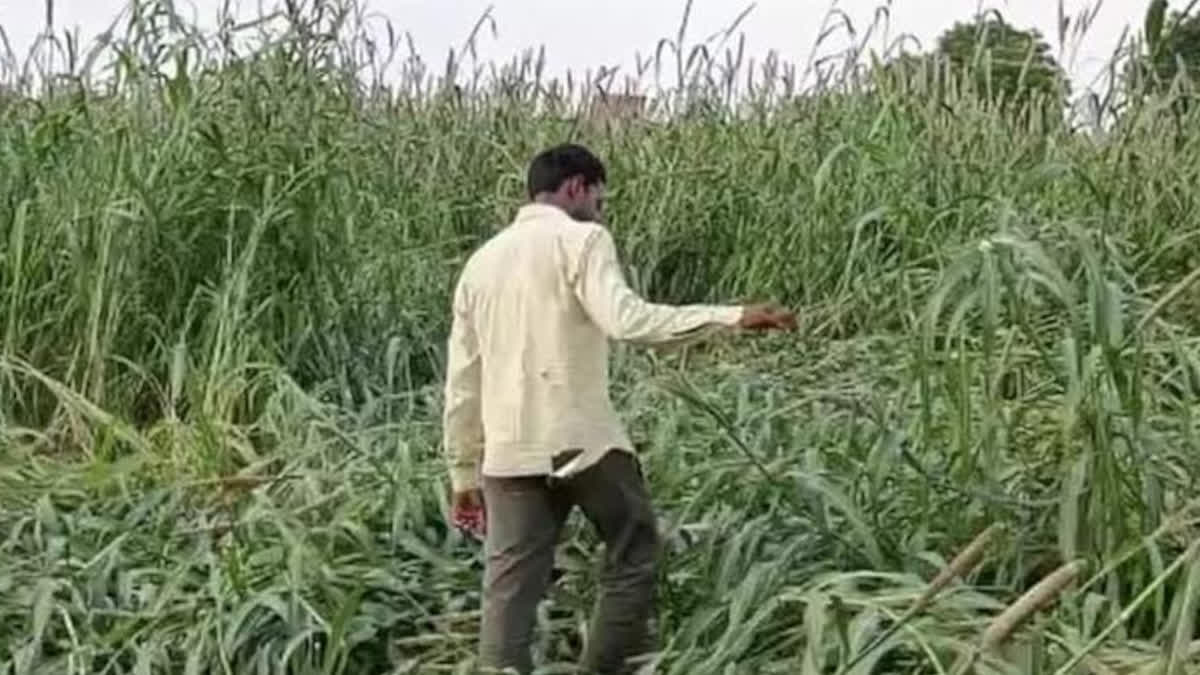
[573,226,744,344]
[442,277,484,493]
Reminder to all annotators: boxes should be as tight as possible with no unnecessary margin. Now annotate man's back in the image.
[445,203,632,487]
[443,201,745,493]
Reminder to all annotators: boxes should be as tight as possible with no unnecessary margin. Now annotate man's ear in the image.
[563,175,583,198]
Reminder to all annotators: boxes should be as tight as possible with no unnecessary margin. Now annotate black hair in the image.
[526,143,607,199]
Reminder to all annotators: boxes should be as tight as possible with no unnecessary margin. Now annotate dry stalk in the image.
[914,524,1002,612]
[836,525,1002,675]
[950,559,1085,675]
[981,560,1085,649]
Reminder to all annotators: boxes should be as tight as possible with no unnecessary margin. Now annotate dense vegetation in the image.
[1134,0,1200,94]
[3,0,1200,672]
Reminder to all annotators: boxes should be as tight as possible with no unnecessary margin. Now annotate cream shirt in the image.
[442,203,744,492]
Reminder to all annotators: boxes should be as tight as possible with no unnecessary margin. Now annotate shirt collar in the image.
[515,202,568,223]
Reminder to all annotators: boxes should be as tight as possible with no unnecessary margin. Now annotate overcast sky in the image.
[0,0,1153,96]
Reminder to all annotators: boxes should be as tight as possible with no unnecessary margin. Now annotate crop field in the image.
[3,0,1200,673]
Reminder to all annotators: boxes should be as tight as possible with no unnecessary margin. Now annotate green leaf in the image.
[1145,0,1167,57]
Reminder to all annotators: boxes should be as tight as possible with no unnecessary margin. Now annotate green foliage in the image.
[879,14,1070,122]
[3,0,1200,673]
[1131,0,1200,95]
[937,16,1069,104]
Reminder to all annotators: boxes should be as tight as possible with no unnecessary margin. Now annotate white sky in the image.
[0,0,1154,97]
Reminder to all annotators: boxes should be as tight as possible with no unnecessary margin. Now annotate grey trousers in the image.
[478,449,660,674]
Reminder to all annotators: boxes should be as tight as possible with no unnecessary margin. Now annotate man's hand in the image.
[451,489,486,539]
[739,303,797,331]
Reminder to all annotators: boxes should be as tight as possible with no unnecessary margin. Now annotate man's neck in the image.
[532,194,567,212]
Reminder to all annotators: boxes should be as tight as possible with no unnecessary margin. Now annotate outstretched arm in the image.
[573,227,745,344]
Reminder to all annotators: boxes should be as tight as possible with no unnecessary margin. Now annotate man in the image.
[442,143,795,673]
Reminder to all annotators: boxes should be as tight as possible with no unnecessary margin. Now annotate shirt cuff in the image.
[712,305,744,327]
[450,464,481,493]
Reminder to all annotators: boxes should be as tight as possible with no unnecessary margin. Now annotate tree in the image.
[932,15,1071,111]
[869,14,1070,121]
[1131,0,1200,95]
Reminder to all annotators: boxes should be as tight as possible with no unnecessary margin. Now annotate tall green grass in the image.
[3,0,1200,672]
